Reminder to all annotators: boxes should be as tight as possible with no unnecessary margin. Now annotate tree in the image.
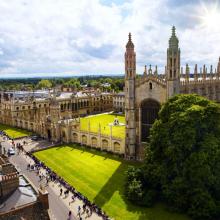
[125,167,144,203]
[37,79,52,89]
[64,78,80,89]
[125,94,220,219]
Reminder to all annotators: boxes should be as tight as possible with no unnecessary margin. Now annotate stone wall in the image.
[0,172,19,200]
[0,201,50,220]
[70,130,125,155]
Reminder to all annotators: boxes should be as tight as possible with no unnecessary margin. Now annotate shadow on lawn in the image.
[93,162,153,220]
[93,162,189,220]
[47,144,189,220]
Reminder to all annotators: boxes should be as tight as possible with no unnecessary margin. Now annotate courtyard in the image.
[0,124,32,139]
[80,113,125,139]
[34,144,190,220]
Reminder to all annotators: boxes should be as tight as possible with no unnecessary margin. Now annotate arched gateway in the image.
[141,99,160,141]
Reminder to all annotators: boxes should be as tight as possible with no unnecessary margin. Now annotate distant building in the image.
[113,92,125,113]
[0,89,124,153]
[101,83,111,88]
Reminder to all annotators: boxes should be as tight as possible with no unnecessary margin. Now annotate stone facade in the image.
[0,155,19,200]
[125,26,220,159]
[0,90,126,154]
[113,92,125,113]
[0,90,113,140]
[0,26,219,160]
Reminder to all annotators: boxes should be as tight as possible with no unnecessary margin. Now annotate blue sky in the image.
[0,0,220,78]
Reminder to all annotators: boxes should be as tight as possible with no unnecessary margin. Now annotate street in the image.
[1,137,102,220]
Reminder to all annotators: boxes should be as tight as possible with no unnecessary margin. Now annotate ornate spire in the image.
[185,63,190,82]
[149,64,152,75]
[172,26,176,35]
[126,32,134,49]
[169,26,179,49]
[154,65,158,75]
[203,64,206,80]
[144,65,147,76]
[194,64,198,81]
[218,57,220,74]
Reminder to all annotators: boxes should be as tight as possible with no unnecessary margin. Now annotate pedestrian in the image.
[77,205,81,217]
[60,188,63,196]
[67,210,72,220]
[77,212,81,218]
[86,208,90,218]
[82,204,86,213]
[46,177,49,186]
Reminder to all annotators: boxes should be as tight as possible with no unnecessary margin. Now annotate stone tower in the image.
[166,26,180,98]
[49,90,60,123]
[125,33,136,159]
[218,57,220,76]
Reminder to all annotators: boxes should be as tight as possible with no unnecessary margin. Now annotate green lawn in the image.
[34,145,191,220]
[0,124,32,139]
[80,113,125,139]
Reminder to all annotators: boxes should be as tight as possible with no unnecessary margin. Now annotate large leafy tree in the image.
[64,78,80,89]
[126,94,220,219]
[37,79,52,89]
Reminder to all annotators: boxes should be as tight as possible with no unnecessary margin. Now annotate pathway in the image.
[0,137,103,220]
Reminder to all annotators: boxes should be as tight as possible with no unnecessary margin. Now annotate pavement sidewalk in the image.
[1,137,103,220]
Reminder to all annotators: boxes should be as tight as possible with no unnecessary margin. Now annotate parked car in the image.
[8,148,15,156]
[31,135,41,141]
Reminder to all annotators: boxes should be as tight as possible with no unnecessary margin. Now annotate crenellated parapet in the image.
[180,61,220,85]
[180,77,220,86]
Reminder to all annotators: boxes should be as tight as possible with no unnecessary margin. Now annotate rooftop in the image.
[0,175,38,213]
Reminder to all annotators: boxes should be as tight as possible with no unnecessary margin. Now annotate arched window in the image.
[149,82,152,90]
[141,99,160,141]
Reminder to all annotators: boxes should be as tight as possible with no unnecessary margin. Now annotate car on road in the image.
[31,135,41,141]
[8,148,15,156]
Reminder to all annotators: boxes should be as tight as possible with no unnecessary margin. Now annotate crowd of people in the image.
[26,151,110,220]
[0,132,111,220]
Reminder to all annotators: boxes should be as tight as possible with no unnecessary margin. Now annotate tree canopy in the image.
[125,94,220,220]
[37,79,52,89]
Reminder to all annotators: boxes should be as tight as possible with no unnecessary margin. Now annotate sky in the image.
[0,0,220,78]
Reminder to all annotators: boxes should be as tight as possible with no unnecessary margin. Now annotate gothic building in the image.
[125,26,220,159]
[0,26,219,160]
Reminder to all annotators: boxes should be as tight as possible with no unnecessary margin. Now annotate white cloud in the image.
[0,0,219,77]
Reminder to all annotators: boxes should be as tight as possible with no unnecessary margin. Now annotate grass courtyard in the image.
[80,113,125,139]
[34,145,191,220]
[0,124,32,139]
